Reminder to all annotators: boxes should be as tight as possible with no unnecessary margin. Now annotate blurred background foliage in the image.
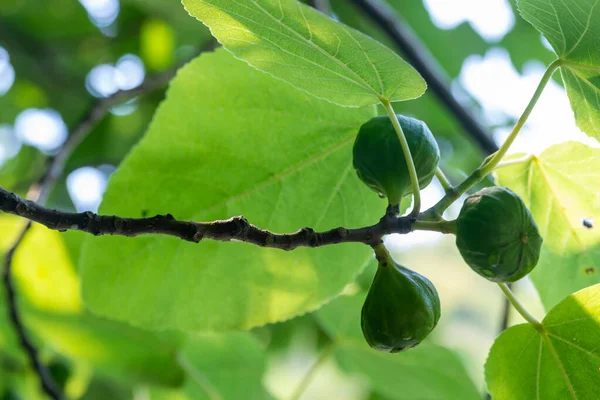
[0,0,566,398]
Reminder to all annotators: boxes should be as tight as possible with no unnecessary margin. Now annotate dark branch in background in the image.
[2,223,62,399]
[0,187,419,249]
[33,70,175,203]
[346,0,499,155]
[313,2,509,396]
[2,40,217,400]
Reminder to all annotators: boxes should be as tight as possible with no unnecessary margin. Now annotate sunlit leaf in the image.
[518,0,600,139]
[486,283,600,399]
[495,142,600,254]
[80,49,381,331]
[182,0,426,107]
[495,142,600,308]
[0,216,185,387]
[14,224,82,313]
[532,245,600,311]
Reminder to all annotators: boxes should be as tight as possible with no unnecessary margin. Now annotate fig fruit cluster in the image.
[352,114,543,353]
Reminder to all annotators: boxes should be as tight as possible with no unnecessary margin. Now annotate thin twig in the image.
[499,283,512,332]
[2,41,217,399]
[346,0,498,154]
[2,223,62,400]
[497,283,542,330]
[0,187,417,249]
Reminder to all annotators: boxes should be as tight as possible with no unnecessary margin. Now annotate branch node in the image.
[113,218,124,232]
[386,203,400,215]
[84,211,101,236]
[312,232,324,247]
[265,233,275,246]
[233,216,250,236]
[365,227,374,243]
[337,227,349,238]
[302,228,319,247]
[192,230,203,243]
[16,202,28,216]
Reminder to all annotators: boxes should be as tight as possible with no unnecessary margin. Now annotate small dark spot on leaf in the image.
[583,218,594,229]
[585,266,595,275]
[141,209,148,217]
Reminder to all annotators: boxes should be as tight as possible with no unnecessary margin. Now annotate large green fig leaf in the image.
[80,49,380,331]
[315,291,480,400]
[517,0,600,139]
[485,283,600,399]
[178,333,273,400]
[182,0,426,107]
[495,142,600,309]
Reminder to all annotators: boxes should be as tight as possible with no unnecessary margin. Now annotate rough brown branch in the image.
[0,187,413,249]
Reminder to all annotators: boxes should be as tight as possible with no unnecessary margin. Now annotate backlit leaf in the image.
[495,142,600,308]
[518,0,600,139]
[182,0,426,107]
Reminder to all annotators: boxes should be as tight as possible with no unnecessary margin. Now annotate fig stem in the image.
[493,154,534,170]
[412,220,456,235]
[435,168,452,191]
[381,100,421,219]
[497,283,542,331]
[372,242,395,266]
[422,59,562,218]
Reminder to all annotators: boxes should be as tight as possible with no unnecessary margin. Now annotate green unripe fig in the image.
[353,115,440,205]
[456,186,543,282]
[361,248,441,353]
